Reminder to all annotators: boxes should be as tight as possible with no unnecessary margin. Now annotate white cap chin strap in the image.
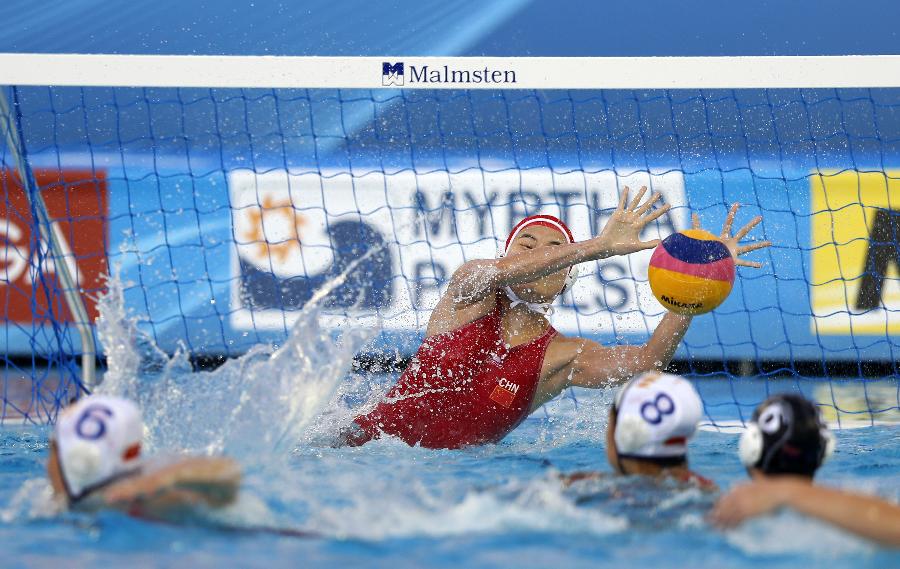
[496,251,579,315]
[504,286,555,316]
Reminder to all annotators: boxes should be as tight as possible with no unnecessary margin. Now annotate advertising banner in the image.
[228,169,688,336]
[0,168,108,324]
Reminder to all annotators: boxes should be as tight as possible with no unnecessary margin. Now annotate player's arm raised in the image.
[568,204,772,388]
[564,313,692,388]
[447,187,670,307]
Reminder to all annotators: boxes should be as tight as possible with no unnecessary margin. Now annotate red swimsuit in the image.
[347,301,557,449]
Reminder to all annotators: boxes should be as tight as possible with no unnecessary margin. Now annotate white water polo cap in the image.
[613,372,704,460]
[53,395,144,501]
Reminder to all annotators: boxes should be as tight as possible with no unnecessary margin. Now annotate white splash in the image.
[0,478,60,523]
[308,473,628,539]
[94,268,375,459]
[724,510,875,556]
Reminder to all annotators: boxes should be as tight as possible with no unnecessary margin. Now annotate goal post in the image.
[2,53,899,425]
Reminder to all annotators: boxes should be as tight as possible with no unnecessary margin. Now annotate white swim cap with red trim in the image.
[613,372,703,460]
[504,214,575,254]
[53,395,144,500]
[501,215,580,299]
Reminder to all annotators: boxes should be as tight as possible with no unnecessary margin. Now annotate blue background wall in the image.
[2,1,899,365]
[0,0,898,57]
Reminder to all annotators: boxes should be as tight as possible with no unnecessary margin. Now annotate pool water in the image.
[2,381,899,569]
[3,284,898,568]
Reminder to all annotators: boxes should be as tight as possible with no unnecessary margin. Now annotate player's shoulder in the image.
[559,470,606,486]
[427,294,497,337]
[541,334,588,375]
[676,470,718,492]
[543,335,616,380]
[546,333,602,359]
[450,258,498,280]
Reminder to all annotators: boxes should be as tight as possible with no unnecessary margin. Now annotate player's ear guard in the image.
[738,394,834,476]
[613,413,653,455]
[562,264,579,295]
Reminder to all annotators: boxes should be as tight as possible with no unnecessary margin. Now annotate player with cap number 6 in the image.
[710,394,900,547]
[47,395,240,520]
[341,187,770,449]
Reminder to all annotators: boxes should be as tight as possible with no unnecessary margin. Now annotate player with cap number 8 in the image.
[561,371,715,491]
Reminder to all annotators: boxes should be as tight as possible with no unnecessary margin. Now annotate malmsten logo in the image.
[381,61,517,85]
[382,62,404,86]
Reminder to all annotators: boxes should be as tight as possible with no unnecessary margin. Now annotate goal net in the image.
[2,54,899,426]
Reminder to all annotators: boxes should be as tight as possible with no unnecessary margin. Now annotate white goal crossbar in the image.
[1,53,900,89]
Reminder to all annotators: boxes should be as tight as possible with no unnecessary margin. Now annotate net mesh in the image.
[2,84,899,426]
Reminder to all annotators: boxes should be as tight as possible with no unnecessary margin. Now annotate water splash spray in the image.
[94,248,382,460]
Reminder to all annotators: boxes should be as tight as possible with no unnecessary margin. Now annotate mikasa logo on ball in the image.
[660,295,703,311]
